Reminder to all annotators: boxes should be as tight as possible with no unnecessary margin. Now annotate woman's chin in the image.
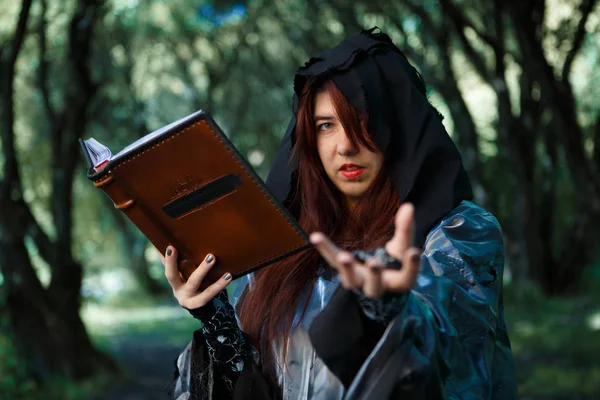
[339,187,369,202]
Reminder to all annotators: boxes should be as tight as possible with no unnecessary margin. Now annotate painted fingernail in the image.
[166,248,172,256]
[223,272,232,281]
[206,254,214,263]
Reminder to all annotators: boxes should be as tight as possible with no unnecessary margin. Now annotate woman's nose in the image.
[336,131,357,156]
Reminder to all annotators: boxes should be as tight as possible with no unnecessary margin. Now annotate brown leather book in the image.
[81,110,309,290]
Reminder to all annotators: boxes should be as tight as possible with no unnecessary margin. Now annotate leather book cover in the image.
[85,110,309,290]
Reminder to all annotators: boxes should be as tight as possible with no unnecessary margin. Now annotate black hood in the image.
[266,27,472,247]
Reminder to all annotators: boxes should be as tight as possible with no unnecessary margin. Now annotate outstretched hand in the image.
[310,203,421,298]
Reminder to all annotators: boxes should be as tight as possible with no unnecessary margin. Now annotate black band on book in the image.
[162,174,242,218]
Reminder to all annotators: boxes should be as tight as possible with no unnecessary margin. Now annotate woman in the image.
[166,28,517,399]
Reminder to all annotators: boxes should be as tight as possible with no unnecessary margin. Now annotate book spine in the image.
[93,173,197,279]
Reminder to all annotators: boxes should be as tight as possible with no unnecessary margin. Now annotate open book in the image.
[81,110,309,289]
[80,112,202,172]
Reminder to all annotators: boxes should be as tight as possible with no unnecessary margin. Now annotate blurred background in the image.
[0,0,599,399]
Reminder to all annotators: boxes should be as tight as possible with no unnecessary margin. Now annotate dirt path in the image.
[81,302,198,400]
[96,330,190,399]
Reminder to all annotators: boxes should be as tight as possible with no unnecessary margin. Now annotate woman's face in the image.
[314,90,384,207]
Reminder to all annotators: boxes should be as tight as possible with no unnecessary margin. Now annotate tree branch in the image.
[439,0,493,82]
[562,0,598,82]
[38,0,58,129]
[20,198,55,263]
[437,0,498,48]
[0,0,33,196]
[593,115,600,172]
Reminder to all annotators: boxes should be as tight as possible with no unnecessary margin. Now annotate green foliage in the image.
[520,366,600,398]
[505,283,600,399]
[86,304,199,349]
[0,317,113,400]
[0,333,38,399]
[0,294,36,398]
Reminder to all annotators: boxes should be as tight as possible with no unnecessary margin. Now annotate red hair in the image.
[238,79,400,376]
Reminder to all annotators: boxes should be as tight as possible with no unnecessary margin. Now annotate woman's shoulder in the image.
[424,200,504,265]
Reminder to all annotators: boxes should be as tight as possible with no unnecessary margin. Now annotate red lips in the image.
[339,164,365,179]
[339,163,362,171]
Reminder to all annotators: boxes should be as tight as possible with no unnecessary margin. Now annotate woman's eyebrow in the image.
[314,115,336,122]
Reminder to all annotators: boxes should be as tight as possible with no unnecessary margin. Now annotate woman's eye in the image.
[317,122,333,131]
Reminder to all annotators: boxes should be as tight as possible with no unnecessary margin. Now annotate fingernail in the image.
[223,272,232,281]
[337,253,352,264]
[411,254,420,263]
[309,232,324,244]
[166,248,172,256]
[206,254,214,263]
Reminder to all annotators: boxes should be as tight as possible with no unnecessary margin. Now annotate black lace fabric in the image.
[352,289,408,325]
[351,248,408,324]
[186,290,250,394]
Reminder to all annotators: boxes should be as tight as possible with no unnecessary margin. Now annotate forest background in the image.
[1,0,599,399]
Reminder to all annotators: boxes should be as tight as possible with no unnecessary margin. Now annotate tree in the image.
[0,0,114,382]
[398,0,599,293]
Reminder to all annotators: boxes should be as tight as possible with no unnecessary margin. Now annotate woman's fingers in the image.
[164,246,184,291]
[183,253,216,294]
[311,232,367,289]
[309,232,341,267]
[385,203,415,261]
[161,246,230,309]
[334,251,353,288]
[363,257,384,298]
[310,231,418,295]
[336,251,364,289]
[180,271,232,309]
[381,247,421,292]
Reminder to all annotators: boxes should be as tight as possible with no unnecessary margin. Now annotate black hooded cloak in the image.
[266,27,472,248]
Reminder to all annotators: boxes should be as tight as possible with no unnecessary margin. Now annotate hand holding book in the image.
[159,246,231,309]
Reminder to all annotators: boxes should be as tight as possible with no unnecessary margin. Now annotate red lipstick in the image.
[339,163,365,179]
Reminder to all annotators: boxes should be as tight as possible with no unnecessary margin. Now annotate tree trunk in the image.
[0,0,115,384]
[0,208,114,380]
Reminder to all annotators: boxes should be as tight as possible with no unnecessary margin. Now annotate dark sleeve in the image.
[352,289,407,325]
[351,248,408,326]
[185,290,250,395]
[307,287,393,388]
[174,291,280,400]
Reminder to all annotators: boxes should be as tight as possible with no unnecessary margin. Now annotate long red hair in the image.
[238,79,400,374]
